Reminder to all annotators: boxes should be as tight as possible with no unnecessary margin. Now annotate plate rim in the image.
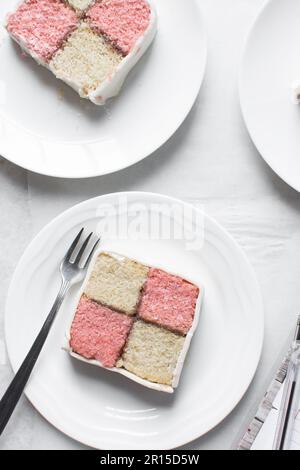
[4,191,264,449]
[239,0,300,192]
[0,0,207,179]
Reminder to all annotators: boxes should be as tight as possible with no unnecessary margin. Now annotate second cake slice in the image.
[66,252,203,393]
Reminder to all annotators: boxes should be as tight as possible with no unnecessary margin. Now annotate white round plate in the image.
[240,0,300,192]
[0,1,206,179]
[5,192,264,450]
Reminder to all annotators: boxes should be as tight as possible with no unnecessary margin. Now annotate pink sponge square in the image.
[86,0,151,56]
[70,296,133,368]
[138,269,200,335]
[6,0,78,63]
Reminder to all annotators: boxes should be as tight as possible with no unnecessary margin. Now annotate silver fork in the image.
[0,228,100,436]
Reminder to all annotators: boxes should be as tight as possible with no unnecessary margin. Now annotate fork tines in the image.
[65,228,100,269]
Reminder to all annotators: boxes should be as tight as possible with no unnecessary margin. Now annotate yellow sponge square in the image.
[118,321,185,386]
[49,22,122,97]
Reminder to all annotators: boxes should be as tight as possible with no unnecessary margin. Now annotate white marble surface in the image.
[1,0,300,450]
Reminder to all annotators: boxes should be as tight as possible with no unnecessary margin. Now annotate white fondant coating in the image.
[64,250,204,394]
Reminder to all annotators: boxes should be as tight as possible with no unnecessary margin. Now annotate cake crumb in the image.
[57,87,65,100]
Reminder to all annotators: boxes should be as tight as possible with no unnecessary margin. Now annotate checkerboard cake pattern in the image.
[68,253,201,390]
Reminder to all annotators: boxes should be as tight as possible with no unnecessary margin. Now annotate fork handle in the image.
[0,281,69,436]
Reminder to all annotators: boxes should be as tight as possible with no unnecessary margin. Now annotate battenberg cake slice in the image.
[66,251,204,393]
[5,0,157,104]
